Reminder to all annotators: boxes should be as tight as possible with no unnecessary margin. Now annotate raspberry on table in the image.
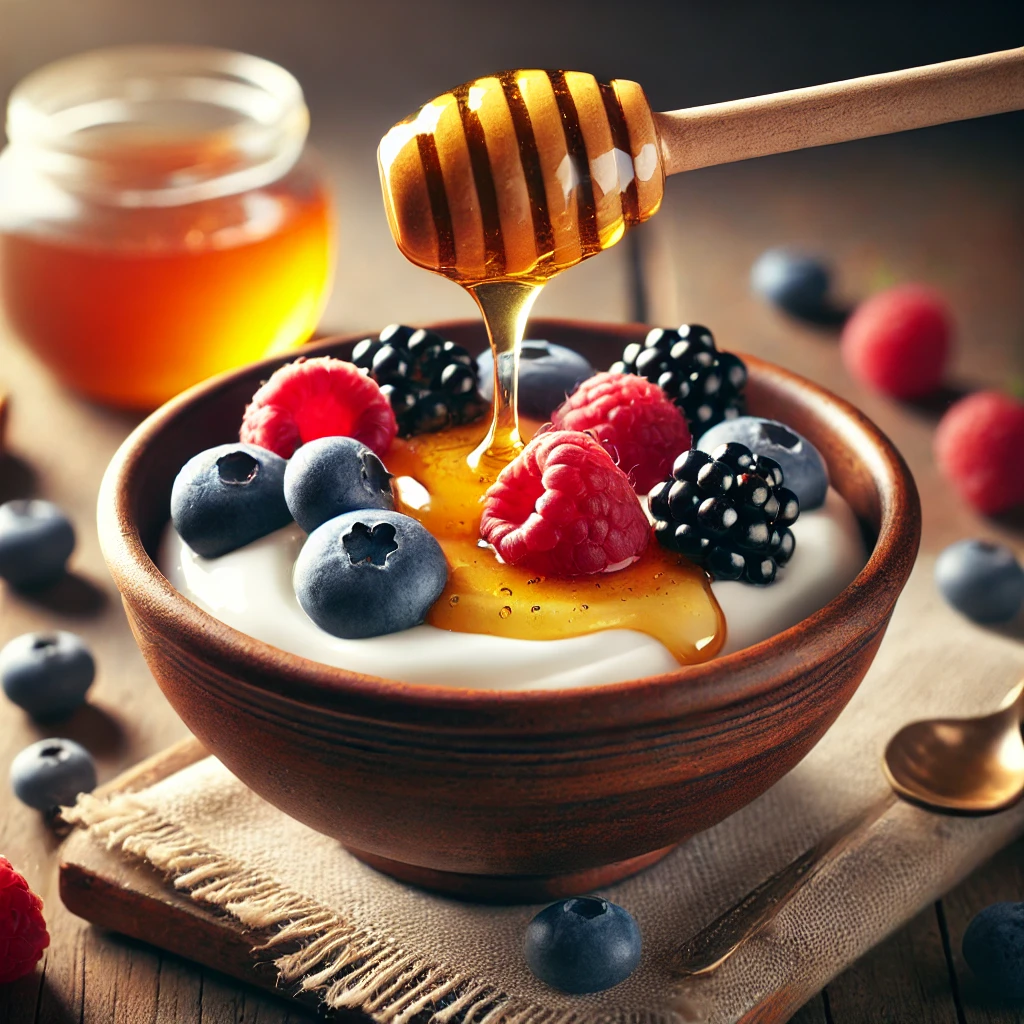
[0,855,49,984]
[240,356,397,459]
[480,430,650,577]
[934,390,1024,515]
[840,284,952,399]
[551,371,691,493]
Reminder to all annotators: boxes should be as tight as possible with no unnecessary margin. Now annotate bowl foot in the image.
[344,844,677,904]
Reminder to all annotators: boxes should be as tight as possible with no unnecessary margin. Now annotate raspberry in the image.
[240,357,397,459]
[551,372,691,493]
[480,430,650,577]
[0,856,49,984]
[935,391,1024,515]
[841,284,952,399]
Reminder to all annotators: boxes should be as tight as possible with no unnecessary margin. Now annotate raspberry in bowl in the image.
[98,318,919,901]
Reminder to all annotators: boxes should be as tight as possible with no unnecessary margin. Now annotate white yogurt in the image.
[159,488,865,690]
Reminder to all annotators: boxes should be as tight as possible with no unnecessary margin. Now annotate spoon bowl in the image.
[884,681,1024,813]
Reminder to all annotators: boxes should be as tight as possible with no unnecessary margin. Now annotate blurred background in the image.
[1,0,1020,343]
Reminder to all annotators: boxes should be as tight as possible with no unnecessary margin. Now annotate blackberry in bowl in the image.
[352,324,489,437]
[611,323,747,433]
[650,442,800,585]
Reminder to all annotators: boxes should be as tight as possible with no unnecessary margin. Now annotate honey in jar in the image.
[0,47,334,408]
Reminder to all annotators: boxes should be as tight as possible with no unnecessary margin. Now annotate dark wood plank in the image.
[941,836,1024,1023]
[822,904,960,1024]
[787,992,828,1024]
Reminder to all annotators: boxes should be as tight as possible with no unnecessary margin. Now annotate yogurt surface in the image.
[159,488,865,690]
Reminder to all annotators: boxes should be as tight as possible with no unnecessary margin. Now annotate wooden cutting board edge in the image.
[59,737,301,1000]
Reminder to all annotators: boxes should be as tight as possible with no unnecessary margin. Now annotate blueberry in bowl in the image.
[171,443,291,558]
[696,415,829,510]
[294,509,447,639]
[477,339,594,420]
[284,436,395,533]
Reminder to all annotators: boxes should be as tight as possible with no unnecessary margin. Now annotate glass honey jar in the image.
[0,46,334,408]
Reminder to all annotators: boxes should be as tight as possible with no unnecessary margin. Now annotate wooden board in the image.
[59,739,294,997]
[55,735,1024,1024]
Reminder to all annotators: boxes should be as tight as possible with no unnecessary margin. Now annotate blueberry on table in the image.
[477,339,594,419]
[697,416,829,510]
[1,631,95,719]
[10,737,97,811]
[0,499,75,589]
[171,443,292,558]
[294,509,447,639]
[750,249,832,320]
[935,540,1024,624]
[963,902,1024,998]
[284,436,395,533]
[524,896,641,994]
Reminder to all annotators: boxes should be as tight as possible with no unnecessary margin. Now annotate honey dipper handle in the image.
[653,47,1024,175]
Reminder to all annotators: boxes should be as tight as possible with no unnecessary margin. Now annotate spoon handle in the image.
[673,795,897,977]
[653,47,1024,176]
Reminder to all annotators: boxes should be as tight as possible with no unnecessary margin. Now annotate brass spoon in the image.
[675,680,1024,977]
[884,680,1024,813]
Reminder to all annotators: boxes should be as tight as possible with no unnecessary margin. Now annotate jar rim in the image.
[5,45,310,207]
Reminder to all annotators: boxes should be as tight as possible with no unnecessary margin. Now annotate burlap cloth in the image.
[66,560,1024,1023]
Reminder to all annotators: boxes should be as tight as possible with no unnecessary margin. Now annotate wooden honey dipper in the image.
[379,48,1023,285]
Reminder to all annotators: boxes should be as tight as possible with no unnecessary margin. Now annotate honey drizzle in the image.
[467,280,542,471]
[377,72,720,666]
[387,424,725,667]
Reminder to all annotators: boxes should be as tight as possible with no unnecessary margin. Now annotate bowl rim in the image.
[98,318,921,724]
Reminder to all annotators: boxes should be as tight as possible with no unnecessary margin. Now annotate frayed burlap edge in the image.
[65,793,682,1024]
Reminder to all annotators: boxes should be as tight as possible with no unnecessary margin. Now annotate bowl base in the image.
[344,844,677,904]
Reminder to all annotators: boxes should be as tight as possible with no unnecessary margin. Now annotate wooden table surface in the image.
[1,108,1023,1023]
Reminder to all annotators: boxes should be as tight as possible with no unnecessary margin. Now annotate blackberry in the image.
[611,323,747,434]
[649,442,799,585]
[352,325,489,437]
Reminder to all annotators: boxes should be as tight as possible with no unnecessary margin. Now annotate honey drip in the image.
[378,70,721,666]
[466,280,542,471]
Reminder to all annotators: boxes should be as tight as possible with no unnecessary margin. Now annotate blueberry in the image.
[1,632,95,719]
[477,340,593,419]
[284,436,395,533]
[10,737,97,810]
[524,896,641,994]
[294,509,447,639]
[963,902,1024,998]
[935,540,1024,624]
[171,443,292,558]
[0,499,75,589]
[698,417,829,510]
[751,249,831,319]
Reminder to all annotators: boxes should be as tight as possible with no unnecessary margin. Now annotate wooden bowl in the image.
[98,320,920,902]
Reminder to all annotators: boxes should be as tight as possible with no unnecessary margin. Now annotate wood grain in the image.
[654,47,1024,175]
